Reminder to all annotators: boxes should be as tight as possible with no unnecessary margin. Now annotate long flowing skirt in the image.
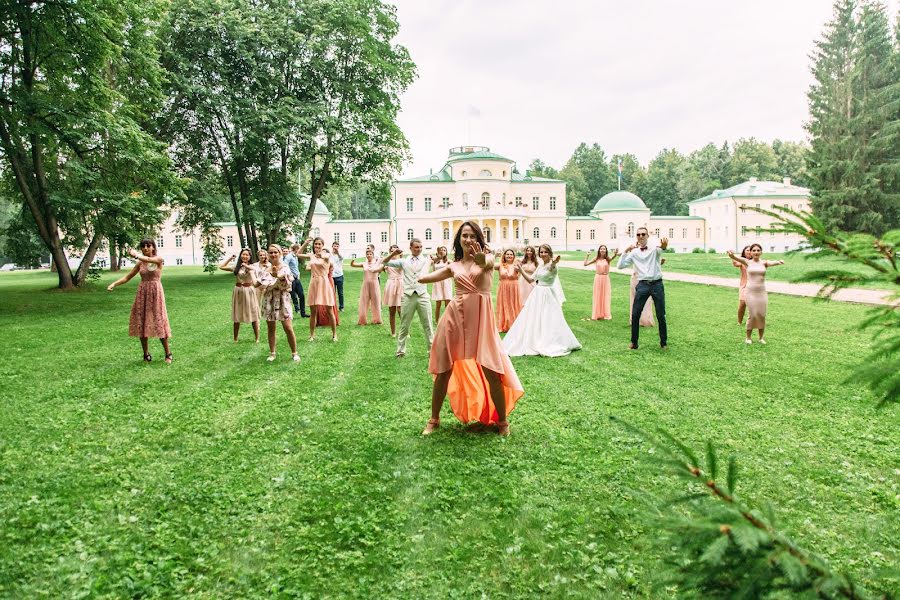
[591,274,611,320]
[495,279,521,332]
[502,285,581,357]
[129,281,171,338]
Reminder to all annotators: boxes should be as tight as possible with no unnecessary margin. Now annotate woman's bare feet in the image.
[498,421,510,437]
[422,418,440,435]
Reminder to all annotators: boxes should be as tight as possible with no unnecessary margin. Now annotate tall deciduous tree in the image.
[726,137,779,185]
[638,149,686,215]
[0,0,179,288]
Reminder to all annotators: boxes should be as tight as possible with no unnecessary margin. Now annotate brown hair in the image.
[452,221,486,261]
[538,244,554,260]
[522,245,538,266]
[596,245,610,261]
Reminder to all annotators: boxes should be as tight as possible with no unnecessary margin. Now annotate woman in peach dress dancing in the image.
[219,248,260,343]
[350,248,383,325]
[517,246,539,304]
[728,244,784,344]
[732,246,751,325]
[297,237,337,342]
[430,246,452,322]
[107,238,173,363]
[494,249,522,332]
[417,222,523,437]
[382,244,403,336]
[584,245,618,320]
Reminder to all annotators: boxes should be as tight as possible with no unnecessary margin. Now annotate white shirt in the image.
[617,246,663,281]
[386,255,429,296]
[329,253,344,277]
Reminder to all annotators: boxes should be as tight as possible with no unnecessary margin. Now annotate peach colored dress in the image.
[518,261,537,303]
[382,265,403,307]
[259,263,293,322]
[430,260,452,301]
[129,261,171,338]
[231,265,259,323]
[429,261,524,425]
[591,260,612,320]
[307,256,335,307]
[358,260,382,325]
[315,265,340,326]
[495,264,522,332]
[745,261,769,329]
[629,272,654,327]
[733,260,748,302]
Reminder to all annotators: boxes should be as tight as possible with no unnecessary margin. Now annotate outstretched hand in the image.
[128,248,141,259]
[552,255,561,265]
[660,237,669,250]
[468,241,486,266]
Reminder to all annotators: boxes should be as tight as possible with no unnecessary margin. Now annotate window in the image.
[515,227,520,239]
[381,232,388,243]
[610,224,617,239]
[425,228,432,241]
[785,246,790,252]
[696,228,701,238]
[424,197,432,211]
[175,235,182,248]
[407,228,414,241]
[461,170,467,177]
[483,227,491,243]
[366,232,372,243]
[176,258,183,265]
[532,196,539,210]
[770,246,775,252]
[462,193,468,206]
[740,204,746,213]
[225,236,232,248]
[313,228,320,238]
[515,196,522,206]
[550,227,557,239]
[755,203,761,209]
[502,227,508,239]
[334,233,340,244]
[654,228,660,237]
[481,192,490,210]
[668,228,674,238]
[479,169,492,177]
[406,198,414,212]
[442,197,449,209]
[627,222,635,237]
[533,227,540,238]
[770,224,776,237]
[443,228,450,240]
[755,226,762,236]
[157,236,165,248]
[503,170,507,177]
[741,226,748,236]
[350,232,356,243]
[575,230,581,240]
[550,197,557,210]
[682,228,687,238]
[590,229,595,240]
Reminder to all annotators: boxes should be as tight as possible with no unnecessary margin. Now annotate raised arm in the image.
[107,263,140,290]
[617,246,635,269]
[129,248,163,265]
[727,250,749,266]
[219,254,236,272]
[515,263,534,284]
[418,265,452,284]
[764,259,785,268]
[349,258,365,268]
[583,253,597,266]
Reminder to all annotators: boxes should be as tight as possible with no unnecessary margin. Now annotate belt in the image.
[236,282,253,287]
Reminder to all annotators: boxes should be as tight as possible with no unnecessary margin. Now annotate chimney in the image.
[783,177,791,186]
[429,168,433,175]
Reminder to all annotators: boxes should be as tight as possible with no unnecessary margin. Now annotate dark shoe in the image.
[661,345,668,351]
[628,344,638,350]
[143,353,152,362]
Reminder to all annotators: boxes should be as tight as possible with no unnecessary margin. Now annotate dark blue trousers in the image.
[631,279,667,347]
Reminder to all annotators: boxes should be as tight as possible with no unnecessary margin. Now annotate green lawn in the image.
[0,268,897,598]
[557,250,889,289]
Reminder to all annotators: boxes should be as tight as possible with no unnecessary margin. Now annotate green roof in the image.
[688,179,810,204]
[396,167,454,183]
[445,150,514,164]
[300,195,332,217]
[567,216,599,220]
[650,215,705,220]
[510,172,564,183]
[590,191,648,212]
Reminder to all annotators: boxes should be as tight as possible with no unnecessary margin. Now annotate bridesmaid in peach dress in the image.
[257,244,301,362]
[517,246,539,304]
[584,244,618,320]
[728,244,784,344]
[350,248,383,325]
[314,262,340,329]
[494,249,522,332]
[732,246,751,325]
[219,248,260,343]
[298,237,337,342]
[107,238,173,363]
[429,246,452,322]
[382,244,403,336]
[418,222,523,437]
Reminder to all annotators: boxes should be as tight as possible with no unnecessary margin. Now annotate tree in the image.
[772,139,810,187]
[726,138,779,185]
[608,153,645,194]
[557,161,591,216]
[527,158,558,179]
[0,0,180,288]
[639,149,686,215]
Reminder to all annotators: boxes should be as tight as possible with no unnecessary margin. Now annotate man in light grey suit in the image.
[383,238,434,358]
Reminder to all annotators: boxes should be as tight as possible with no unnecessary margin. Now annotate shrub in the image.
[692,247,705,253]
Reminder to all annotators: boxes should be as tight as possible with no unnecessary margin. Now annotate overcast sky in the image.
[392,0,898,178]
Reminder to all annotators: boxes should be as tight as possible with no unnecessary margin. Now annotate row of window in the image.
[740,226,795,237]
[458,169,508,178]
[739,203,804,213]
[405,195,557,212]
[156,235,185,248]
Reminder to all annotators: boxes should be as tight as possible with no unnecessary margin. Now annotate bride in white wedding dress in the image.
[502,244,582,357]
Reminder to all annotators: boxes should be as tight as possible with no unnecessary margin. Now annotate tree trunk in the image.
[74,233,102,285]
[109,238,120,271]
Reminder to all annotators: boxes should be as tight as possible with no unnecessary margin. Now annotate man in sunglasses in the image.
[618,227,668,350]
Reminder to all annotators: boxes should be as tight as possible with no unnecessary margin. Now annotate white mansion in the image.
[90,145,811,266]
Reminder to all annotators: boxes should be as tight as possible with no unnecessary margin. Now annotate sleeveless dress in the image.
[307,255,336,307]
[502,262,581,357]
[429,261,523,425]
[495,263,521,333]
[315,263,340,326]
[254,261,270,314]
[745,261,769,329]
[629,271,654,327]
[518,262,537,304]
[591,260,612,320]
[382,265,403,307]
[259,263,293,322]
[129,261,171,338]
[358,261,383,325]
[431,261,452,301]
[734,261,748,302]
[232,264,259,323]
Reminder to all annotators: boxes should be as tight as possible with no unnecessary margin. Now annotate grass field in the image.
[556,251,889,289]
[0,267,897,598]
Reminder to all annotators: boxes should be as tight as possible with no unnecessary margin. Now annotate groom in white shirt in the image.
[618,227,668,350]
[383,239,434,357]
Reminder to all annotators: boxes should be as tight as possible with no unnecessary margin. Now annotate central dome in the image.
[591,191,647,212]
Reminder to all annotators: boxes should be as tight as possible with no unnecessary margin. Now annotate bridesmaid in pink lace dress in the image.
[382,244,403,336]
[584,245,618,320]
[350,248,383,325]
[258,244,300,362]
[107,238,173,363]
[298,237,337,342]
[733,246,751,325]
[430,246,452,322]
[517,246,538,304]
[417,222,523,437]
[728,245,784,344]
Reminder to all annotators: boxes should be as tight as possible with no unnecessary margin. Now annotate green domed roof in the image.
[591,190,647,212]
